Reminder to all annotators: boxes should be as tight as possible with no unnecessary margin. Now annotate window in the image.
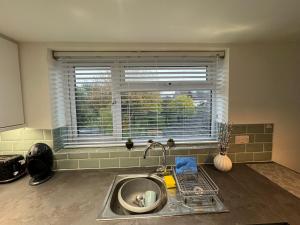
[51,52,227,148]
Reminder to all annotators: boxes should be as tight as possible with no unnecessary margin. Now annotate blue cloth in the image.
[175,156,197,174]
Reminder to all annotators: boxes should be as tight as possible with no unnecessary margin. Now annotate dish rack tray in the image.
[173,166,219,198]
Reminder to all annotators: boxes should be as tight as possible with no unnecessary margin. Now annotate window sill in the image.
[56,141,218,154]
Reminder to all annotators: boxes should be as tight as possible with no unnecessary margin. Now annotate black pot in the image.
[125,140,134,150]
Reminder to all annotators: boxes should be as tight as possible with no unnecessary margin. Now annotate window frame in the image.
[68,62,217,145]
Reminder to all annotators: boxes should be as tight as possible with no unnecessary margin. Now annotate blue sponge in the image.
[175,156,197,174]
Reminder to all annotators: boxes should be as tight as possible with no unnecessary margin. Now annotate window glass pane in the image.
[125,66,207,82]
[75,67,113,136]
[121,90,212,142]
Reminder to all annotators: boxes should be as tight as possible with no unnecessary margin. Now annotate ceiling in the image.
[0,0,300,43]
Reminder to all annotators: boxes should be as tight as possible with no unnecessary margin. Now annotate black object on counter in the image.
[125,138,134,150]
[0,154,26,184]
[26,143,54,186]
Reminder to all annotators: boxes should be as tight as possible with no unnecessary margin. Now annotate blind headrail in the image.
[53,51,225,60]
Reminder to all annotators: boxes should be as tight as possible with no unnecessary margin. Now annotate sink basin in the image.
[118,177,163,213]
[109,174,167,215]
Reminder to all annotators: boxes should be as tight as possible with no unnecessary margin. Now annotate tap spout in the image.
[143,145,152,159]
[143,140,167,172]
[143,140,154,159]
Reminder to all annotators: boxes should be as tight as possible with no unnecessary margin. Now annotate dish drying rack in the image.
[172,166,219,206]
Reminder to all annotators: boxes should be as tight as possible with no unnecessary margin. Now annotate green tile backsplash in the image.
[119,157,140,168]
[246,143,264,152]
[79,159,100,169]
[100,158,119,168]
[0,128,53,156]
[0,124,273,170]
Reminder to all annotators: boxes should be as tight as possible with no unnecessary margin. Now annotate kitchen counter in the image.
[248,163,300,198]
[0,164,299,225]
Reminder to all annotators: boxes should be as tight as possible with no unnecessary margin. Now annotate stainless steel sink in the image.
[117,177,165,213]
[110,174,167,215]
[97,172,229,221]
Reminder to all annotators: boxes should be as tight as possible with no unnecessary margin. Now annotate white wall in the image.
[229,43,300,172]
[19,42,300,172]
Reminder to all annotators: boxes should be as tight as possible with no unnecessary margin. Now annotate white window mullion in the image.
[66,65,78,141]
[111,63,122,140]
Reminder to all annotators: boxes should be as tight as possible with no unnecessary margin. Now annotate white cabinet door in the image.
[0,36,24,130]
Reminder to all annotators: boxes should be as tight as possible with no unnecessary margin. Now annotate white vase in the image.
[214,153,232,172]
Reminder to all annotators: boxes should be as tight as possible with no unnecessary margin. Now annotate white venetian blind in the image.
[51,51,227,148]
